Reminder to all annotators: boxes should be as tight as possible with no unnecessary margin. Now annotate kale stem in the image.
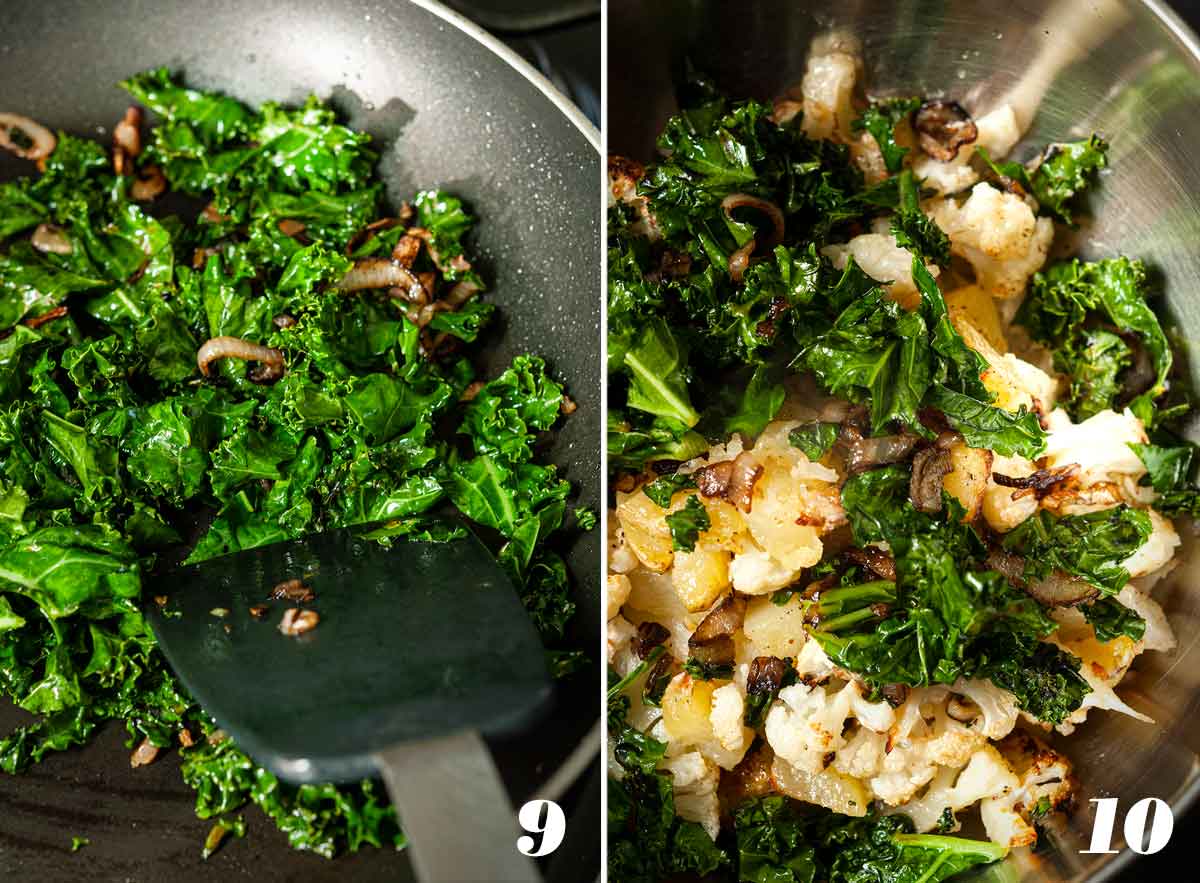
[816,606,883,632]
[815,580,896,616]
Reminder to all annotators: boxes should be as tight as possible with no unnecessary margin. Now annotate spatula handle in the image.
[375,729,541,882]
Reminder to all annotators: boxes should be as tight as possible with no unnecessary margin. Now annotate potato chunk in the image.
[671,544,732,612]
[663,673,718,745]
[743,594,808,659]
[942,442,994,521]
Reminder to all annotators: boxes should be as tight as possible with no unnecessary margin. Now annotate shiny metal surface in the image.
[608,1,1200,880]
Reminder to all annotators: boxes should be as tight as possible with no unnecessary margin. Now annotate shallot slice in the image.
[196,336,285,382]
[0,112,56,161]
[31,223,72,255]
[337,258,424,301]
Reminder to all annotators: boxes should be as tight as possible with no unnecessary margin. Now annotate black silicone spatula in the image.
[144,525,552,882]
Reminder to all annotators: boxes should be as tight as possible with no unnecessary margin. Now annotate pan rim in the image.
[400,0,602,815]
[406,0,600,153]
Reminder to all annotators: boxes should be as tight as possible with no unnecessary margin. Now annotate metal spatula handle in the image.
[375,729,541,882]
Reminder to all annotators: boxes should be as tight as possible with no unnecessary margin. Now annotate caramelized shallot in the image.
[196,336,285,383]
[914,100,978,162]
[694,452,763,513]
[31,223,72,255]
[0,112,56,161]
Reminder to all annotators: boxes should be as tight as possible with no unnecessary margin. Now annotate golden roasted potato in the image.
[943,442,994,521]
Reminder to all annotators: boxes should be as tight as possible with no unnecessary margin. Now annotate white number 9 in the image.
[516,799,566,857]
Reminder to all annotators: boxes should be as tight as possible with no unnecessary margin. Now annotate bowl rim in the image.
[1095,6,1200,880]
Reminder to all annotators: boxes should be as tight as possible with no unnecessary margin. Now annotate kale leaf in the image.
[814,466,1091,723]
[1021,257,1171,424]
[788,421,840,461]
[1001,507,1152,597]
[665,496,711,552]
[1083,598,1147,642]
[0,69,583,857]
[732,796,1007,883]
[852,98,921,174]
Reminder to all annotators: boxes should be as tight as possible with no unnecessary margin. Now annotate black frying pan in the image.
[0,1,600,880]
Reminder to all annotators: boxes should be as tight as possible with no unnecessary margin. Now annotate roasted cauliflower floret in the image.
[730,547,800,596]
[898,745,1020,833]
[953,316,1059,414]
[607,614,638,672]
[798,34,861,142]
[660,750,721,840]
[710,682,753,754]
[983,453,1040,532]
[980,730,1077,847]
[1043,408,1148,484]
[1123,509,1180,579]
[607,573,632,621]
[927,182,1054,298]
[822,233,940,311]
[913,104,1022,196]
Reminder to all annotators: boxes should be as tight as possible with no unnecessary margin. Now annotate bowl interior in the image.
[609,0,1200,879]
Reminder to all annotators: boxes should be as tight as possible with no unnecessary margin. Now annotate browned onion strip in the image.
[337,257,421,292]
[196,336,285,382]
[31,223,72,255]
[985,548,1096,607]
[444,278,482,308]
[844,546,896,582]
[746,656,791,697]
[131,165,166,201]
[694,452,763,513]
[688,594,746,666]
[23,306,69,329]
[130,737,160,768]
[728,238,756,283]
[0,112,56,161]
[113,106,142,175]
[909,433,959,513]
[914,101,978,162]
[993,464,1079,500]
[1026,571,1098,607]
[837,425,920,474]
[721,193,786,251]
[633,621,670,659]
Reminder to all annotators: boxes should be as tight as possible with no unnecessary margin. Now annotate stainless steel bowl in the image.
[608,1,1200,879]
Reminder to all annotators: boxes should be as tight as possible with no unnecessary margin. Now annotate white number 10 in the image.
[1082,797,1173,855]
[517,799,566,857]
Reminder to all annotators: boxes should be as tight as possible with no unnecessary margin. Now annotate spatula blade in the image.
[144,527,552,784]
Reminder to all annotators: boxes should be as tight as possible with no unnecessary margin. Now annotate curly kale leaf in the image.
[665,496,711,552]
[891,170,950,267]
[814,466,1089,723]
[1083,597,1146,643]
[980,135,1108,224]
[852,97,921,174]
[733,796,1007,883]
[1130,441,1200,516]
[1002,507,1152,597]
[1021,257,1171,424]
[609,669,729,883]
[788,421,840,461]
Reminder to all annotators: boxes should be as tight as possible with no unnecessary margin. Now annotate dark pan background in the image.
[0,1,601,881]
